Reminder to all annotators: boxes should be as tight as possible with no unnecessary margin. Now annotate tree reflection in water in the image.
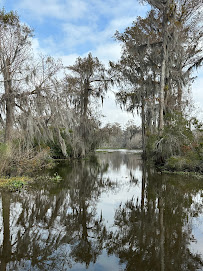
[0,151,202,271]
[107,166,203,271]
[0,158,114,270]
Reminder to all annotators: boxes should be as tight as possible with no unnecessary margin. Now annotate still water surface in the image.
[0,150,203,270]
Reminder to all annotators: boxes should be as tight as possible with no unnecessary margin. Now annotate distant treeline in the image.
[99,122,142,149]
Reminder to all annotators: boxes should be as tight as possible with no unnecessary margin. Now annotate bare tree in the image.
[0,9,33,143]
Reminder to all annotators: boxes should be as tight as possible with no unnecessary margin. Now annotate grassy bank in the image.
[155,153,203,178]
[0,173,63,191]
[163,153,203,175]
[0,176,32,191]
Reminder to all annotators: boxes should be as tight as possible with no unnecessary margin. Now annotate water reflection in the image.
[107,168,203,271]
[0,151,202,271]
[0,159,112,270]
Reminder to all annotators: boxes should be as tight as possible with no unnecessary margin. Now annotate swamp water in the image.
[0,150,202,271]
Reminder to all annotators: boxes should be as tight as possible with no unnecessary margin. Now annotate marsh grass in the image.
[0,176,32,191]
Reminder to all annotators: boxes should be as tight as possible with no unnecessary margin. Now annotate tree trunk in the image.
[5,98,13,143]
[141,97,146,159]
[140,164,146,256]
[141,165,146,210]
[159,5,168,133]
[1,192,11,271]
[152,92,157,133]
[4,60,14,143]
[152,72,157,133]
[177,87,182,111]
[79,79,90,157]
[159,196,165,271]
[159,51,166,132]
[83,79,89,118]
[82,202,88,241]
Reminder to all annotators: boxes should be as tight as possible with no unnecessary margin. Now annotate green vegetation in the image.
[0,173,64,191]
[146,113,203,173]
[0,176,32,191]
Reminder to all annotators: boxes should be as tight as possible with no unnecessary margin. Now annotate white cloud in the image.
[15,0,88,20]
[91,43,121,66]
[15,0,148,20]
[62,23,95,48]
[60,15,137,59]
[95,16,137,44]
[31,37,41,54]
[31,37,60,57]
[14,0,149,55]
[66,0,88,19]
[88,0,148,18]
[60,53,79,67]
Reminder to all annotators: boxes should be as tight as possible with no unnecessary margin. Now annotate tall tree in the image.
[64,53,109,156]
[111,0,202,156]
[142,0,203,128]
[0,9,33,143]
[110,10,161,155]
[16,55,65,154]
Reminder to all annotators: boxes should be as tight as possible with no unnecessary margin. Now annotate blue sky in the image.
[1,0,202,126]
[4,0,149,57]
